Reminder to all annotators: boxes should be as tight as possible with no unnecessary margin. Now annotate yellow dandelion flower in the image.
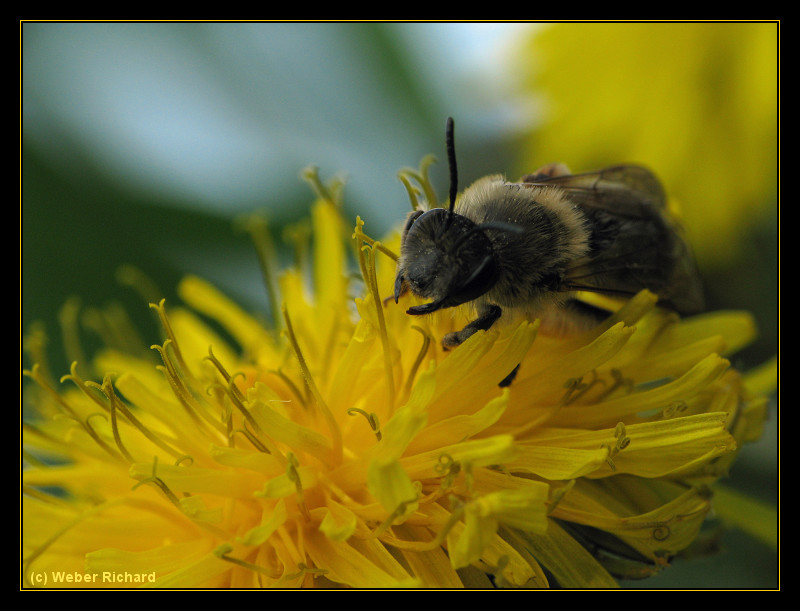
[513,22,777,266]
[22,163,771,589]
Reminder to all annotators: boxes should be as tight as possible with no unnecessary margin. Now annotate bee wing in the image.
[522,165,666,218]
[523,165,704,314]
[563,239,706,315]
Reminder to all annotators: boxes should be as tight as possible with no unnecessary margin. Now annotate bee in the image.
[393,117,704,350]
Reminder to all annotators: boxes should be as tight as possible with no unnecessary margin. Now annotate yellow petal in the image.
[238,499,288,546]
[405,391,508,455]
[312,200,348,310]
[447,509,498,569]
[743,355,778,397]
[392,524,465,587]
[430,322,538,420]
[427,326,497,412]
[374,398,429,462]
[305,529,417,588]
[85,540,211,582]
[144,552,231,588]
[128,462,264,499]
[472,485,549,532]
[551,354,730,427]
[401,435,518,481]
[555,482,713,559]
[512,322,635,409]
[515,519,619,588]
[248,394,333,463]
[521,413,736,479]
[178,495,223,523]
[712,484,777,550]
[257,465,317,500]
[651,310,758,357]
[177,275,275,357]
[607,413,736,478]
[317,499,358,542]
[366,458,419,519]
[506,445,610,480]
[209,444,284,475]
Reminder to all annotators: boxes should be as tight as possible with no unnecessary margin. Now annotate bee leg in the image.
[442,304,502,350]
[498,363,520,387]
[386,272,410,306]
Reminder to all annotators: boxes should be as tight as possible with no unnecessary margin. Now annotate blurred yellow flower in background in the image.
[22,164,772,588]
[513,22,777,268]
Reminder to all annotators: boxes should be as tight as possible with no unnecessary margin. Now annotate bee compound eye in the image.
[402,209,424,235]
[451,254,499,304]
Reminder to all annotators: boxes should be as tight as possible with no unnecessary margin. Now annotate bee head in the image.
[394,208,500,315]
[392,117,522,315]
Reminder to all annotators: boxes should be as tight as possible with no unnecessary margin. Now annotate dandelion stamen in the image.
[377,507,461,552]
[360,242,396,412]
[546,481,575,515]
[81,303,142,357]
[231,426,272,454]
[115,264,163,305]
[284,563,328,580]
[95,382,134,463]
[435,454,461,492]
[60,362,112,413]
[132,474,181,507]
[300,165,344,207]
[662,400,689,418]
[282,306,343,465]
[24,364,122,461]
[276,523,305,570]
[270,368,309,406]
[652,524,671,542]
[71,365,186,463]
[93,377,135,461]
[346,407,382,441]
[210,372,286,462]
[371,498,420,539]
[152,342,224,437]
[218,391,235,444]
[603,422,632,470]
[58,297,88,378]
[283,219,312,273]
[597,368,635,400]
[239,214,283,333]
[286,453,311,521]
[398,173,422,211]
[225,372,257,425]
[560,377,585,405]
[404,326,432,399]
[566,370,600,404]
[214,544,282,579]
[352,217,399,262]
[204,347,246,400]
[149,300,192,380]
[322,315,342,381]
[22,323,52,386]
[83,412,129,462]
[398,154,439,210]
[129,461,235,541]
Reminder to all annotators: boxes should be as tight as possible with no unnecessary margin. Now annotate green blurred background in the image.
[21,21,778,588]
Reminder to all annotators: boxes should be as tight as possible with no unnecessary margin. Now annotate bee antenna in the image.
[446,117,458,214]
